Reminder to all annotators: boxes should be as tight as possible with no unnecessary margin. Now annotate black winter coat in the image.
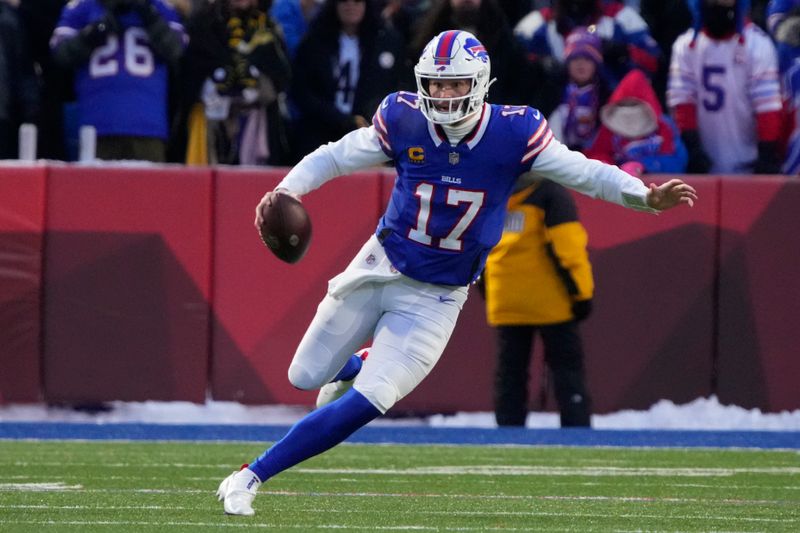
[290,25,404,160]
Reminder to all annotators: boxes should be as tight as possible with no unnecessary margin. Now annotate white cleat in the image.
[217,466,261,516]
[315,378,355,408]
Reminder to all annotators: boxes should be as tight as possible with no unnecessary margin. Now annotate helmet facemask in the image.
[415,72,490,124]
[414,31,494,125]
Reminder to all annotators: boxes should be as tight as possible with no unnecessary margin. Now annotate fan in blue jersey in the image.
[217,29,698,516]
[50,0,186,161]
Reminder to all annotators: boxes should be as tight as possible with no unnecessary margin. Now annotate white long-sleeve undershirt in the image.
[277,123,656,213]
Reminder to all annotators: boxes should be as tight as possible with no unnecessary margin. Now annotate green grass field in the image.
[0,440,798,532]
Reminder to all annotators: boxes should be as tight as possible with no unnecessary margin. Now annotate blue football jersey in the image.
[372,91,553,286]
[52,0,185,139]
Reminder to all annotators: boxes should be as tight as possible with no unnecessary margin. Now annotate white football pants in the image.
[287,238,469,413]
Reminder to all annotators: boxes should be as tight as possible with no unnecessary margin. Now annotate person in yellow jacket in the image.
[482,178,594,427]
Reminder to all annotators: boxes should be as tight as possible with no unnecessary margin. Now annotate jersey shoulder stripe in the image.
[520,109,553,164]
[372,91,422,158]
[372,94,394,157]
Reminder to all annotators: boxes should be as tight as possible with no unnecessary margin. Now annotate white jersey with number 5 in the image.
[667,24,782,174]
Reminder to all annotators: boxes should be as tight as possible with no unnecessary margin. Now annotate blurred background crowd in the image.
[1,0,799,174]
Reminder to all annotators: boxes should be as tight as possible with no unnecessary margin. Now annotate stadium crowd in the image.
[0,0,798,173]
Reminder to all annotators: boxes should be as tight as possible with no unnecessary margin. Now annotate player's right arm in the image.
[255,126,389,221]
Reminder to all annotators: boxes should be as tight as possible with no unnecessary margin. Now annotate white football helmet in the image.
[414,30,494,124]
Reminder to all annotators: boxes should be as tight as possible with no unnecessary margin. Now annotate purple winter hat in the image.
[564,27,603,64]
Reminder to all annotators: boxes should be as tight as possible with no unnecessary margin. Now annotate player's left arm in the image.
[526,137,696,211]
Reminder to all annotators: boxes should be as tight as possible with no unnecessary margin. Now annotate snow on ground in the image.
[1,396,799,430]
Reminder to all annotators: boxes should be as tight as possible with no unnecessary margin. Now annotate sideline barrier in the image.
[717,178,800,412]
[577,177,719,413]
[0,164,797,412]
[0,165,46,402]
[42,165,212,403]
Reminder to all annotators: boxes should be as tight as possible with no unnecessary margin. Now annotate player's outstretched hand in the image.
[646,179,697,210]
[254,188,302,229]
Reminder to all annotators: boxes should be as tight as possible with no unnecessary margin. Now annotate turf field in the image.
[0,438,798,532]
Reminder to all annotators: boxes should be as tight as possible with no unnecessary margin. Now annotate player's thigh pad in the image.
[354,278,468,413]
[288,284,380,390]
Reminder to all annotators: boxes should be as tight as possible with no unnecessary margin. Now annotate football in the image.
[258,193,312,263]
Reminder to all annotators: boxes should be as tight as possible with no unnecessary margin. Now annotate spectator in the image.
[667,0,783,174]
[586,69,688,174]
[514,0,661,90]
[17,0,68,160]
[0,0,40,159]
[781,61,800,173]
[639,0,693,109]
[379,0,431,45]
[50,0,186,162]
[766,0,800,74]
[175,0,292,165]
[481,178,594,427]
[548,27,608,152]
[766,1,800,173]
[290,0,403,160]
[409,0,534,107]
[496,0,532,27]
[271,0,321,58]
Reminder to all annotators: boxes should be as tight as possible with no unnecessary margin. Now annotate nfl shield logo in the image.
[448,152,460,165]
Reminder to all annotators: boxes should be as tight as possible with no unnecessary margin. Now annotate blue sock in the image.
[248,388,381,482]
[332,354,362,382]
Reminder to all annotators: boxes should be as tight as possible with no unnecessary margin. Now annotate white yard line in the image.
[0,504,796,523]
[0,487,796,510]
[0,520,533,531]
[0,511,794,531]
[0,482,82,491]
[8,462,800,476]
[290,465,800,477]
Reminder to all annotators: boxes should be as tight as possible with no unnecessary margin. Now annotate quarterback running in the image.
[217,29,697,516]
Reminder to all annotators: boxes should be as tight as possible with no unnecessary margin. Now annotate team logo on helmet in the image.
[464,38,489,63]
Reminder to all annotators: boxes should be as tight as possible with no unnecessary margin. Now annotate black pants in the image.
[494,322,591,427]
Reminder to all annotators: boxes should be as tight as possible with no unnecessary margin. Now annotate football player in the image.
[217,29,697,516]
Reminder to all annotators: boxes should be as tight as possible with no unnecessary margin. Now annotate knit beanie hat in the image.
[564,27,603,64]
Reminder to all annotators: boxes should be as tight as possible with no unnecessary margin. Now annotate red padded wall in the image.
[43,165,212,403]
[211,169,385,404]
[576,177,719,412]
[717,178,800,411]
[20,164,795,413]
[0,165,46,403]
